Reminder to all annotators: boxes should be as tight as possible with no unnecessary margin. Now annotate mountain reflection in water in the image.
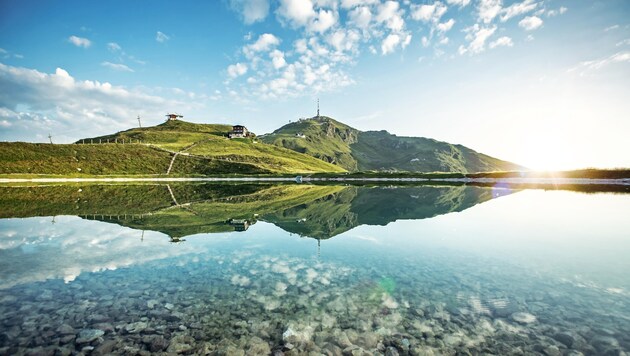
[0,183,506,239]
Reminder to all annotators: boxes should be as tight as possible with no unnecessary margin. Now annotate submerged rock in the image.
[510,312,537,324]
[56,324,75,335]
[124,321,148,334]
[283,324,314,346]
[75,329,104,344]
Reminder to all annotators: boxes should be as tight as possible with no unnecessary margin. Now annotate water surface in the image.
[0,183,628,355]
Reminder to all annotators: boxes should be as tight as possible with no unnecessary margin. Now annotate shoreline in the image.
[1,176,629,185]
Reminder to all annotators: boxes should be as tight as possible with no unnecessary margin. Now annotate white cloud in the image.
[421,36,430,47]
[437,18,455,32]
[446,0,470,7]
[270,50,287,69]
[310,9,337,33]
[0,63,195,142]
[101,62,134,72]
[327,29,361,54]
[227,62,249,77]
[478,0,502,24]
[107,42,122,52]
[229,0,270,24]
[340,0,378,8]
[604,25,620,32]
[500,0,537,22]
[569,51,630,75]
[277,0,317,27]
[411,1,448,23]
[546,6,567,17]
[244,33,281,62]
[381,33,411,55]
[489,36,513,49]
[348,6,372,29]
[376,1,405,32]
[381,34,401,55]
[617,39,630,47]
[519,16,543,31]
[68,35,91,48]
[156,31,170,43]
[459,24,497,55]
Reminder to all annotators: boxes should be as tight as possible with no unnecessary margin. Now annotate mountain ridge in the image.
[260,116,524,173]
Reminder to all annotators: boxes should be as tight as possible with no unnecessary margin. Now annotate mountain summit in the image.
[260,116,523,173]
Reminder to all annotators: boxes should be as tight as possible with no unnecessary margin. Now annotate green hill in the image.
[0,120,344,176]
[260,116,523,173]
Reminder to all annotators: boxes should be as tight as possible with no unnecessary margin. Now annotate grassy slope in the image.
[81,120,233,150]
[261,116,522,173]
[353,131,523,173]
[259,117,359,171]
[0,142,268,176]
[85,119,344,173]
[187,137,345,174]
[1,120,345,176]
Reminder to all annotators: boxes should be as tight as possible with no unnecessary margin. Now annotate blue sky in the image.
[0,0,629,169]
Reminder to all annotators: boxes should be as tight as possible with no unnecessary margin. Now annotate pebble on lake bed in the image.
[510,312,537,324]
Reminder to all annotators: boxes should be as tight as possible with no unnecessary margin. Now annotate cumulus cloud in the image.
[546,6,568,17]
[348,6,372,29]
[500,0,537,22]
[519,16,543,31]
[410,1,447,23]
[446,0,470,7]
[246,33,281,54]
[276,0,317,27]
[381,33,411,55]
[0,63,192,142]
[375,1,405,32]
[101,62,134,72]
[489,36,513,49]
[437,18,455,32]
[156,31,170,43]
[458,25,497,55]
[223,0,563,99]
[227,62,248,77]
[270,50,287,69]
[229,0,270,24]
[68,35,91,48]
[477,0,502,24]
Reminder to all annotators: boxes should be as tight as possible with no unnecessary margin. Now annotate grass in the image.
[260,116,359,171]
[187,136,345,174]
[260,116,523,173]
[0,119,345,176]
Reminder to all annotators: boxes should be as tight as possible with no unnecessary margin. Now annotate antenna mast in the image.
[137,115,142,128]
[317,98,320,118]
[48,133,53,144]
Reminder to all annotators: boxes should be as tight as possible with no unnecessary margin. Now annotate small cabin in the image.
[229,218,250,231]
[166,113,183,121]
[229,125,249,138]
